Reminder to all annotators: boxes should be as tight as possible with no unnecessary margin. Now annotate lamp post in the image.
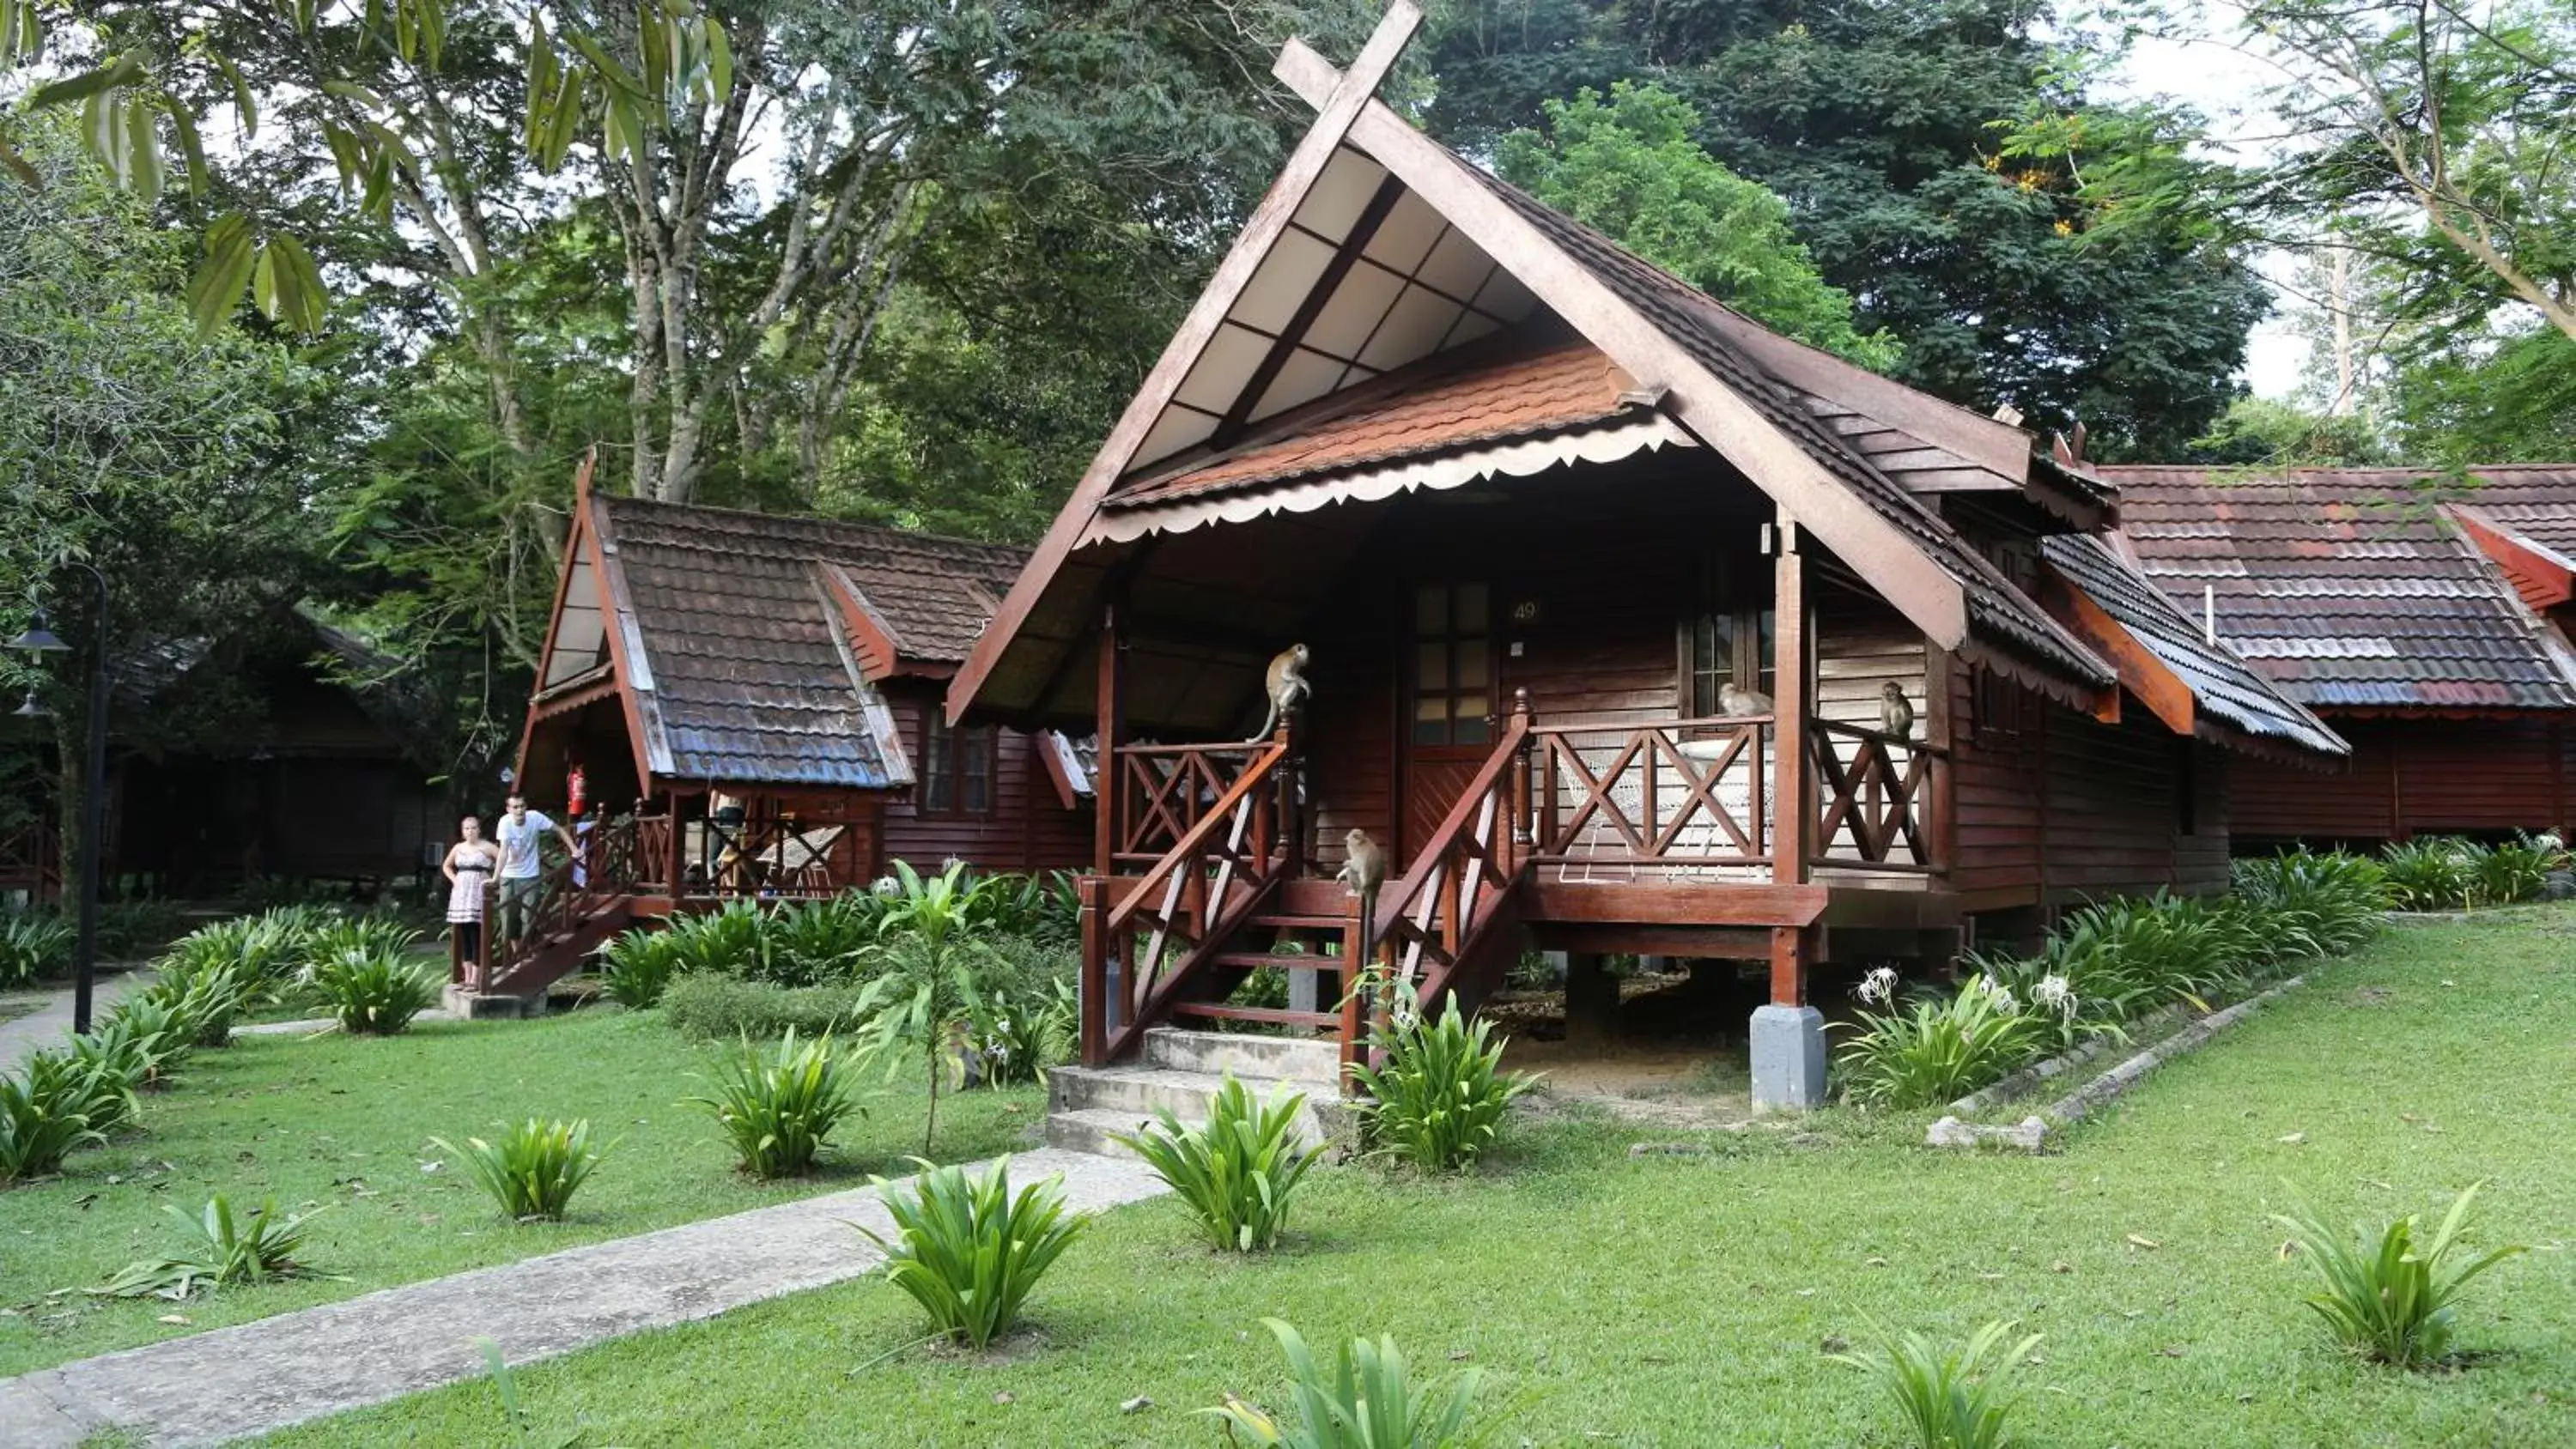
[10,564,110,1034]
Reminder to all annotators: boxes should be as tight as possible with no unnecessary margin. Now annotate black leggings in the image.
[452,920,483,962]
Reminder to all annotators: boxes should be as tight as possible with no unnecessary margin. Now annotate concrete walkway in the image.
[0,1147,1164,1448]
[0,969,155,1071]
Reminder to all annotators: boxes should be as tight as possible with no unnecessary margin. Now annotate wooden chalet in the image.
[474,468,1090,1002]
[2106,466,2576,846]
[948,4,2342,1106]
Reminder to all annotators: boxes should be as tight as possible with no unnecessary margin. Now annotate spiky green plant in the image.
[689,1028,871,1178]
[1835,974,2048,1109]
[141,955,252,1047]
[854,1156,1084,1349]
[61,1032,155,1127]
[92,1195,335,1299]
[0,1059,106,1182]
[2379,838,2477,912]
[854,860,1002,1155]
[434,1119,611,1222]
[2273,1181,2524,1367]
[94,996,194,1084]
[24,1045,138,1137]
[1346,997,1537,1171]
[1206,1318,1500,1448]
[0,911,72,986]
[593,925,685,1009]
[1113,1075,1320,1252]
[307,945,441,1035]
[1830,1319,2043,1449]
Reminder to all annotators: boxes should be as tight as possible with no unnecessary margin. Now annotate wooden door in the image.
[1400,579,1497,863]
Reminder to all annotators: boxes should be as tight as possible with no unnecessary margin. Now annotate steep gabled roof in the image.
[949,9,2118,724]
[2104,466,2576,712]
[524,489,1031,792]
[2044,532,2347,761]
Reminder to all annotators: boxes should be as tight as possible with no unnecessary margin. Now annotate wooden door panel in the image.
[1402,758,1479,866]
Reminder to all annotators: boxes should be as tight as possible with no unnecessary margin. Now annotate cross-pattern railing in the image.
[1080,738,1290,1063]
[1529,715,1773,880]
[459,813,641,991]
[1364,704,1534,1027]
[1808,720,1944,873]
[0,819,59,901]
[1110,741,1273,868]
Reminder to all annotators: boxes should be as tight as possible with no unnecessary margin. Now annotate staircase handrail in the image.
[1105,739,1289,935]
[1367,705,1532,964]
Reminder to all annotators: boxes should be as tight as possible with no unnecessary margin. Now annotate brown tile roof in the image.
[1114,344,1649,506]
[2044,532,2346,756]
[2449,465,2576,561]
[2101,467,2576,712]
[594,496,1030,787]
[1467,172,2115,692]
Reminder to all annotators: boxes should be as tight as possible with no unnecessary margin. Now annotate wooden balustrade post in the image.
[1337,902,1366,1087]
[1756,511,1826,1112]
[1094,600,1127,877]
[1077,875,1109,1064]
[1508,689,1534,872]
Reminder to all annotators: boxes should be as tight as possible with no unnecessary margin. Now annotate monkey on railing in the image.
[1247,642,1311,743]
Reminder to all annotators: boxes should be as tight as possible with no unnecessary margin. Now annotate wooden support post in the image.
[1508,688,1534,872]
[1770,512,1813,1008]
[1077,875,1109,1065]
[1564,951,1619,1046]
[1093,601,1127,877]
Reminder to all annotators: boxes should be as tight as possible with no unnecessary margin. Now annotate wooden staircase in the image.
[450,820,652,1015]
[1063,696,1540,1140]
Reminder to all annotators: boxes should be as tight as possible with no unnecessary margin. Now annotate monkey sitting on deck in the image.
[1880,681,1916,741]
[1248,642,1312,743]
[1715,681,1773,718]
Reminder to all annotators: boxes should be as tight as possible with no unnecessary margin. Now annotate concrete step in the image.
[1045,1106,1198,1159]
[1141,1025,1342,1083]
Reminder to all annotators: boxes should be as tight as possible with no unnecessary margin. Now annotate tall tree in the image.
[1494,82,1901,368]
[1421,0,2270,458]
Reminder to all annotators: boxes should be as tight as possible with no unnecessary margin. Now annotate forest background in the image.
[0,0,2567,836]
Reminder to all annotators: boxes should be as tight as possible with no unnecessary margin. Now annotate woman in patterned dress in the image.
[441,816,500,968]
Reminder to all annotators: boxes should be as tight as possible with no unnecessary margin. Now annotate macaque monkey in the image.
[1716,681,1774,718]
[1337,827,1388,948]
[1248,642,1312,743]
[1880,681,1916,741]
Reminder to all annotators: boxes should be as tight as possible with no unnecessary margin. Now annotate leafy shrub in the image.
[854,860,1002,1154]
[759,895,884,985]
[95,997,194,1084]
[965,869,1080,948]
[307,945,441,1034]
[1114,1075,1319,1252]
[2379,837,2477,912]
[1835,974,2045,1109]
[855,1156,1084,1349]
[435,1118,610,1222]
[2273,1182,2523,1367]
[0,1060,106,1182]
[2232,847,2388,955]
[656,900,772,979]
[0,912,72,986]
[1208,1318,1498,1448]
[24,1046,138,1137]
[689,1028,871,1178]
[2470,832,2563,906]
[298,912,422,973]
[141,956,252,1048]
[1347,998,1537,1171]
[661,973,867,1040]
[969,973,1076,1086]
[161,908,323,1003]
[1830,1319,2042,1449]
[593,926,685,1009]
[93,898,187,961]
[61,1033,154,1128]
[93,1195,333,1299]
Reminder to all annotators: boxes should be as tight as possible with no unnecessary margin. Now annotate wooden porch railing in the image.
[1109,741,1275,869]
[456,814,641,991]
[0,818,60,901]
[1079,737,1291,1064]
[1808,720,1946,874]
[1529,715,1773,878]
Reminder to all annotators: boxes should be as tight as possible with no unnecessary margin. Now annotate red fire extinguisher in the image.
[568,763,587,819]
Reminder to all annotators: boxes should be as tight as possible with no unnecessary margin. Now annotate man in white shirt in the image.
[496,793,577,945]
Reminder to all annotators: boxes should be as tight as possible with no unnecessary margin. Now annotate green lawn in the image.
[0,1009,1045,1375]
[261,905,2576,1447]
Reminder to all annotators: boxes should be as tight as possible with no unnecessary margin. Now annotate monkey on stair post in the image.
[1337,827,1388,1003]
[1880,681,1916,742]
[1248,642,1312,743]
